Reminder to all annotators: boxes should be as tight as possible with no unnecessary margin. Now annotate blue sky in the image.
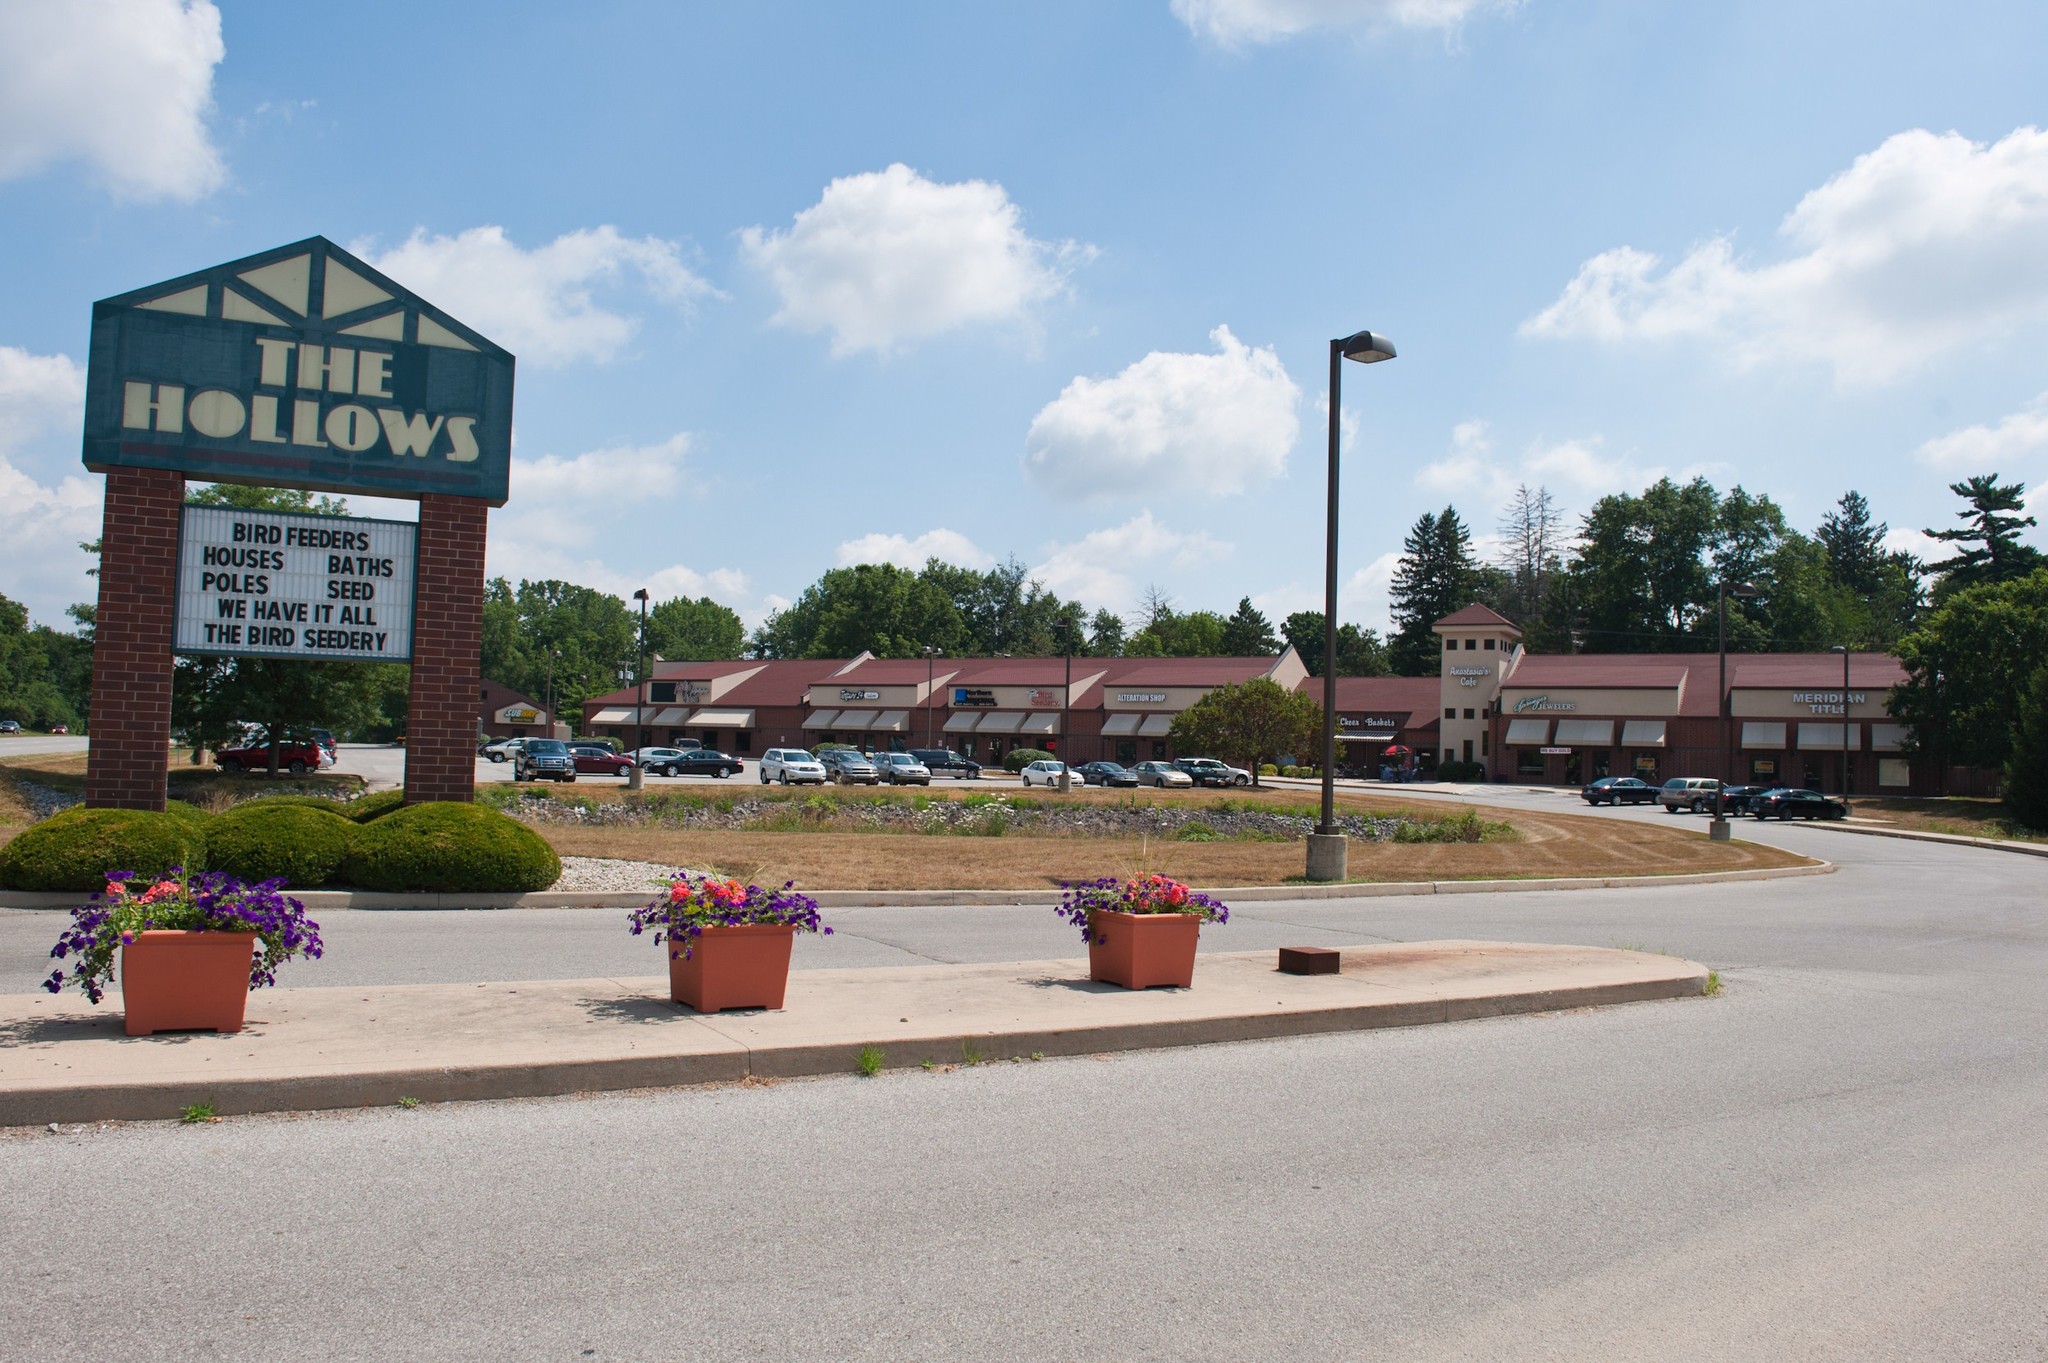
[4,0,2047,638]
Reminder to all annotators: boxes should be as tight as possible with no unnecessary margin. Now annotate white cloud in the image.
[355,226,715,367]
[835,528,994,572]
[1025,325,1301,499]
[1340,552,1403,635]
[1029,511,1232,613]
[1524,127,2048,386]
[1916,395,2048,469]
[0,0,225,200]
[0,455,102,626]
[740,163,1085,356]
[1414,418,1494,494]
[1523,436,1663,496]
[1172,0,1513,44]
[0,347,87,447]
[1414,421,1670,506]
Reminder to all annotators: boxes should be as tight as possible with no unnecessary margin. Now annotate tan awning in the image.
[977,711,1024,733]
[1019,712,1058,735]
[1797,721,1858,751]
[1741,721,1787,749]
[1101,713,1141,736]
[590,707,632,724]
[835,709,878,730]
[686,708,755,728]
[801,710,839,730]
[1504,718,1550,745]
[1137,714,1174,736]
[943,711,981,733]
[870,710,909,733]
[1620,719,1667,747]
[1870,722,1908,752]
[647,707,689,726]
[1553,719,1615,746]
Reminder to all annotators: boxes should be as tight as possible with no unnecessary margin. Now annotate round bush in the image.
[341,801,560,893]
[205,803,357,887]
[1003,747,1056,773]
[163,799,214,828]
[0,807,208,892]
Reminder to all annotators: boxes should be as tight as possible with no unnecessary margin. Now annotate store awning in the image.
[801,710,839,730]
[943,711,981,733]
[835,709,878,730]
[686,708,754,728]
[1137,713,1174,736]
[1504,718,1550,745]
[1741,721,1787,749]
[1797,721,1857,751]
[1870,722,1908,752]
[1101,713,1141,736]
[646,707,687,726]
[1339,730,1398,743]
[1019,712,1058,735]
[1553,719,1615,746]
[871,710,909,733]
[1620,720,1667,748]
[977,711,1024,733]
[590,707,632,724]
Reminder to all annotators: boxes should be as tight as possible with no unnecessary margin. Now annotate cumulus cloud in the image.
[1340,551,1403,633]
[1916,395,2048,469]
[355,226,716,366]
[1173,0,1513,44]
[0,455,102,626]
[1028,511,1231,612]
[1523,127,2048,386]
[1414,419,1495,494]
[740,163,1085,356]
[1025,325,1301,499]
[835,528,994,572]
[1415,421,1669,504]
[0,347,87,447]
[0,0,225,200]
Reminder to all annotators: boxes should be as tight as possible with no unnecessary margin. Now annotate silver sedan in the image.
[1132,761,1193,788]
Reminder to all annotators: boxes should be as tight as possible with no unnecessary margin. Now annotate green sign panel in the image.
[83,236,515,505]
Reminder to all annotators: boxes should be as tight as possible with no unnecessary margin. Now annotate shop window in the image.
[1152,740,1167,758]
[649,681,677,704]
[1632,753,1657,781]
[1516,748,1544,776]
[734,731,751,753]
[1878,757,1909,788]
[1462,739,1473,763]
[1591,752,1610,779]
[1116,740,1137,764]
[1749,756,1779,784]
[1442,748,1454,765]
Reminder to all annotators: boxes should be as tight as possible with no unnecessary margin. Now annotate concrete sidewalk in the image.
[0,941,1707,1126]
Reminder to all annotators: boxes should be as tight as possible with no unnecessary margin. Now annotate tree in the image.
[1086,607,1126,657]
[0,592,93,731]
[1494,484,1568,631]
[1389,508,1486,674]
[1218,597,1279,655]
[2003,662,2048,832]
[1166,678,1321,787]
[1816,491,1923,649]
[754,563,964,659]
[1125,608,1226,658]
[1281,611,1389,676]
[647,596,745,661]
[1924,474,2043,599]
[1889,569,2048,773]
[1566,477,1722,652]
[480,578,640,728]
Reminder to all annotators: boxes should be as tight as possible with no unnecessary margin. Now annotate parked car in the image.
[819,749,880,785]
[1752,788,1849,820]
[569,744,635,777]
[0,720,21,734]
[672,749,745,779]
[909,748,982,779]
[874,752,932,786]
[1658,777,1723,813]
[1133,761,1194,788]
[627,746,691,776]
[1076,761,1139,788]
[1719,784,1769,815]
[481,736,524,763]
[514,738,577,782]
[1019,759,1071,788]
[1174,756,1251,788]
[760,748,827,785]
[216,735,324,773]
[1580,776,1657,806]
[49,723,68,735]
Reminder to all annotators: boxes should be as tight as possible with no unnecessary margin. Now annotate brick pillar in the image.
[404,494,488,805]
[85,468,185,811]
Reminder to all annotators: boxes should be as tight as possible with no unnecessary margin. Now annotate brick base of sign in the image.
[403,494,488,806]
[85,467,184,811]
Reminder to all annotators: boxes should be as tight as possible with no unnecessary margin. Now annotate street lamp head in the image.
[1725,581,1760,599]
[921,645,942,657]
[1337,330,1396,364]
[1830,644,1847,654]
[632,588,649,603]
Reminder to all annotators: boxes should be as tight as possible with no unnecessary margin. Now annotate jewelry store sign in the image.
[175,506,416,662]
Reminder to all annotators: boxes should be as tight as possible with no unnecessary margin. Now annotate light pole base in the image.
[628,767,644,791]
[1305,832,1348,883]
[1708,818,1732,842]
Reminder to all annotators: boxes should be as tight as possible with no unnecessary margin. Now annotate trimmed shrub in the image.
[341,801,560,892]
[205,803,357,887]
[0,807,208,892]
[163,799,214,828]
[1258,763,1279,776]
[1003,748,1055,773]
[1435,760,1488,782]
[344,789,407,823]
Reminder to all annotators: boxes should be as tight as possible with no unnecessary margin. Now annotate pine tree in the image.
[1219,597,1279,655]
[1925,474,2043,599]
[1389,508,1482,674]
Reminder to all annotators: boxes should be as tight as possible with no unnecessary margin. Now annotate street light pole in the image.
[543,647,561,738]
[1058,613,1075,794]
[1308,329,1396,884]
[1833,644,1851,799]
[1711,580,1759,841]
[922,645,942,748]
[629,588,649,791]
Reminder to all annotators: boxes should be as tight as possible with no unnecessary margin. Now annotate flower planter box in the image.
[120,930,258,1036]
[1086,908,1201,989]
[668,923,796,1012]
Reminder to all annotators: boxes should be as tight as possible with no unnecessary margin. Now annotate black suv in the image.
[908,748,982,779]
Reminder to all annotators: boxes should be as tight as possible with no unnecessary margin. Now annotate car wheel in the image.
[489,752,505,763]
[563,773,576,783]
[1233,775,1249,786]
[759,772,769,784]
[663,764,679,777]
[780,772,790,785]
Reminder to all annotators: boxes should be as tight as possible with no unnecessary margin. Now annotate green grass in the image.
[1704,971,1724,997]
[961,1038,984,1067]
[179,1101,218,1124]
[854,1044,886,1077]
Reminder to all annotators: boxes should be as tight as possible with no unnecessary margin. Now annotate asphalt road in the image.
[3,797,2045,1360]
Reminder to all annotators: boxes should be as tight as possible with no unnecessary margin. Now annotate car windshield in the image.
[527,740,568,754]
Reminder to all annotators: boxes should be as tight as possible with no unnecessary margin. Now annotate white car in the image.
[760,748,827,785]
[873,752,931,785]
[481,736,524,763]
[1019,759,1071,788]
[628,746,690,776]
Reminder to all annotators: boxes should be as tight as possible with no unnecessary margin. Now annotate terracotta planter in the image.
[1086,908,1201,989]
[120,930,258,1036]
[668,923,796,1012]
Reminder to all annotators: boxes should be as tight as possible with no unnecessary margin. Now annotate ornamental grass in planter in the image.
[1054,873,1230,989]
[628,874,830,1012]
[43,869,324,1036]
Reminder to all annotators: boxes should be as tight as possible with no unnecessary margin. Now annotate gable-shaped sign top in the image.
[83,236,515,505]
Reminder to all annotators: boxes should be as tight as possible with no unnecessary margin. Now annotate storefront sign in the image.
[1116,692,1167,703]
[497,705,540,724]
[840,689,881,702]
[1789,690,1867,714]
[1513,695,1577,713]
[952,687,996,707]
[1448,665,1489,678]
[1339,716,1403,729]
[1026,688,1060,707]
[1539,746,1571,755]
[174,505,416,662]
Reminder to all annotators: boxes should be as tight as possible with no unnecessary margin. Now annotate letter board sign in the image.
[84,237,514,504]
[175,505,417,662]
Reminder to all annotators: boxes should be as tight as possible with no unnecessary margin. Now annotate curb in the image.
[0,858,1831,912]
[1771,819,2048,860]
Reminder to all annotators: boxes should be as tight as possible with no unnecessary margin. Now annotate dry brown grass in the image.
[1850,796,2045,845]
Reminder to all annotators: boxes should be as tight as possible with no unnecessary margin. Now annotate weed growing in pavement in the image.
[855,1044,885,1077]
[1704,971,1723,997]
[920,1058,936,1071]
[180,1101,218,1124]
[396,1096,421,1110]
[961,1039,984,1067]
